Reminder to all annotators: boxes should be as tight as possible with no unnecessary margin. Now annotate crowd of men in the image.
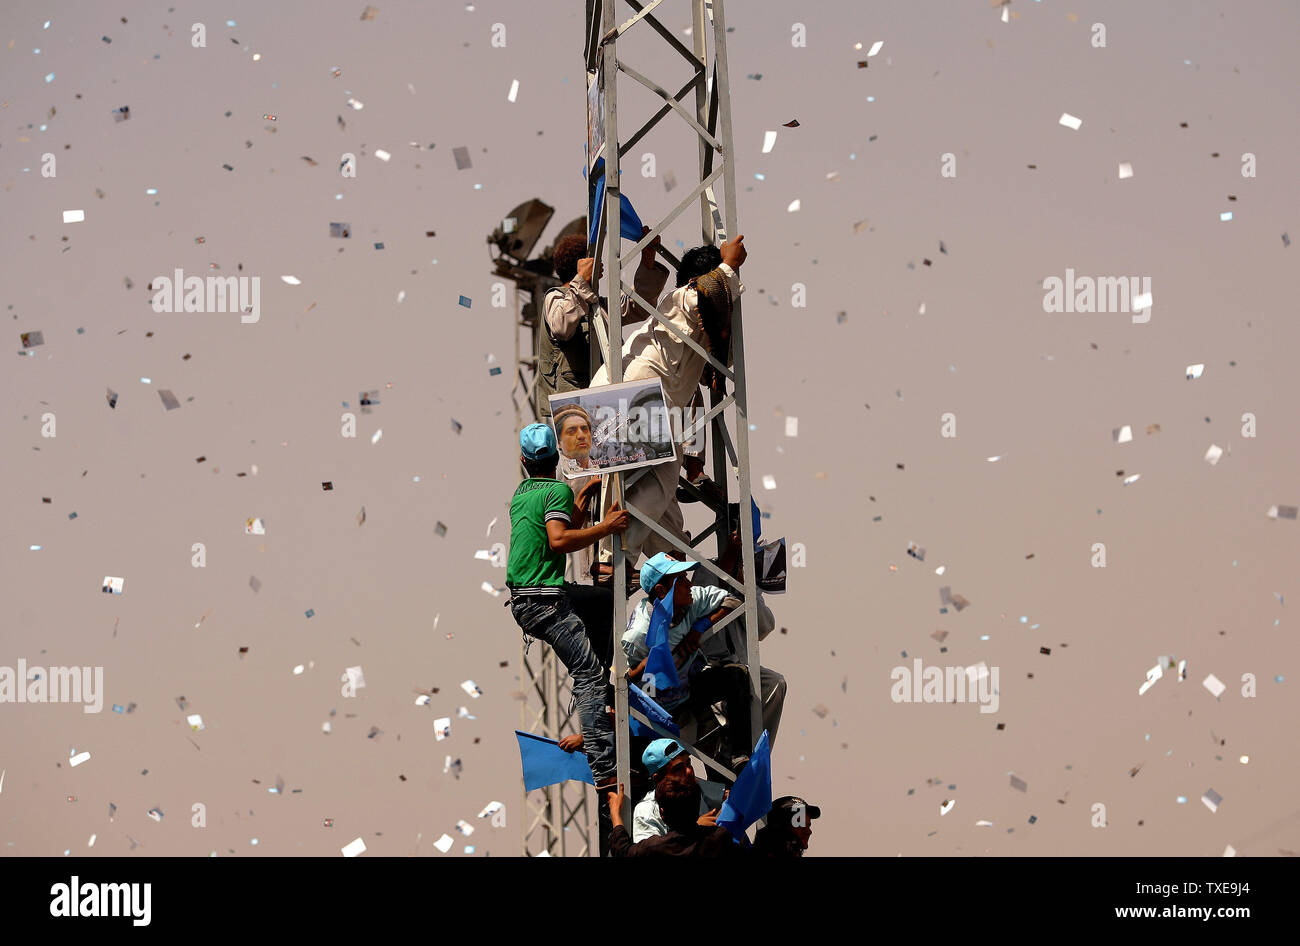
[505,232,816,856]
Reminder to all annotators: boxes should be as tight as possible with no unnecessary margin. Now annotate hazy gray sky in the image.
[3,0,1298,857]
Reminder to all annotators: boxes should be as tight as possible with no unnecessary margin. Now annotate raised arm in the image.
[620,230,670,325]
[544,258,600,341]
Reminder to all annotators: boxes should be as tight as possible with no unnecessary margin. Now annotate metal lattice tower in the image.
[589,0,764,841]
[515,0,761,856]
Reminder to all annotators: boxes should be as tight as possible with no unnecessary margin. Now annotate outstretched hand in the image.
[720,234,746,270]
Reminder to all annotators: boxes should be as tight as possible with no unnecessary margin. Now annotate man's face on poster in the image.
[558,413,592,463]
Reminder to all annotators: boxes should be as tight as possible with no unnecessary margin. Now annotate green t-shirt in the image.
[506,478,574,592]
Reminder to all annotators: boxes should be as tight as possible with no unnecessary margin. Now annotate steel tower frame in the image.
[518,0,761,856]
[588,0,763,835]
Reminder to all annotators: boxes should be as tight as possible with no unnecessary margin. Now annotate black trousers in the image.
[682,663,753,759]
[563,582,613,673]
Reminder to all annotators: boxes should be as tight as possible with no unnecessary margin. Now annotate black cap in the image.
[769,795,821,823]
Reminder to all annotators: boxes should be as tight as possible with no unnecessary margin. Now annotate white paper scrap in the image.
[341,837,366,857]
[1058,113,1082,131]
[1203,673,1225,698]
[1138,662,1163,696]
[762,130,777,153]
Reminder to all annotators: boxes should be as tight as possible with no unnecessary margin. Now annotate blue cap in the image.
[642,738,687,775]
[639,552,697,594]
[520,423,558,460]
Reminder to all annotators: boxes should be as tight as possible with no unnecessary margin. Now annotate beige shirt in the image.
[543,260,670,342]
[591,263,743,415]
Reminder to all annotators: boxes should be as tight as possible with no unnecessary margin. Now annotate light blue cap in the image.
[520,423,558,460]
[639,552,697,594]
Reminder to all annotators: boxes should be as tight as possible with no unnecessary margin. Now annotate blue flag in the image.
[515,730,594,792]
[628,682,680,738]
[587,158,645,247]
[751,497,762,549]
[717,730,772,842]
[643,578,681,692]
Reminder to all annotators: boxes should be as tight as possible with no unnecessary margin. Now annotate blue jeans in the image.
[510,594,616,783]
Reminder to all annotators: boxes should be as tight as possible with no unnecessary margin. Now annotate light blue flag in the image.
[515,730,594,792]
[628,683,680,738]
[717,730,772,842]
[643,578,681,691]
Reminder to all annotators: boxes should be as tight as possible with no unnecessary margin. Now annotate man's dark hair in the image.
[553,234,589,283]
[654,768,702,833]
[522,453,558,478]
[676,244,722,288]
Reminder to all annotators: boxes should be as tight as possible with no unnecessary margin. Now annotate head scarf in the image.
[691,267,734,394]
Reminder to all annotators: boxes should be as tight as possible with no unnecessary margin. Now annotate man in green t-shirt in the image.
[507,423,630,786]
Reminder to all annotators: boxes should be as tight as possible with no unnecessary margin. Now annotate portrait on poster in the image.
[548,378,677,480]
